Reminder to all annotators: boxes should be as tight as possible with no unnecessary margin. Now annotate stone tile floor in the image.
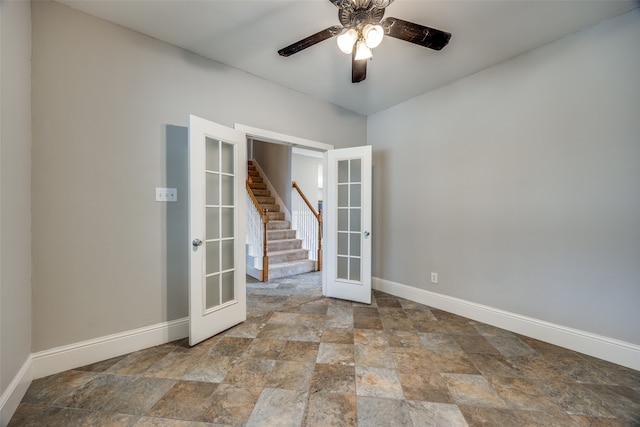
[10,272,640,426]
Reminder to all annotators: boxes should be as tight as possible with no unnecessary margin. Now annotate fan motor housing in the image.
[339,4,385,27]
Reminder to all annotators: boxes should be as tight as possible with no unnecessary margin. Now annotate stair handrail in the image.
[246,176,269,281]
[292,181,322,271]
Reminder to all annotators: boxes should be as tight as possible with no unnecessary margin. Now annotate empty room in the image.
[1,0,639,425]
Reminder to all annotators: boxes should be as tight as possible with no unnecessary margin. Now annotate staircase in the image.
[247,161,316,280]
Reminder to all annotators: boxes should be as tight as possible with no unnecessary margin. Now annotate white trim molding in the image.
[0,355,33,427]
[31,317,189,380]
[235,124,334,152]
[373,277,640,371]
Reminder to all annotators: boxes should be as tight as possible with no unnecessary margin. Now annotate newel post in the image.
[317,213,323,272]
[261,208,269,282]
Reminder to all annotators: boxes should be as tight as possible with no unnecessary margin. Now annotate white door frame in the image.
[234,124,334,153]
[234,124,333,293]
[235,125,372,305]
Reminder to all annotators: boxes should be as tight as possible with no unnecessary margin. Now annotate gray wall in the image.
[31,1,366,352]
[368,9,640,345]
[0,0,32,410]
[252,141,292,213]
[292,152,323,213]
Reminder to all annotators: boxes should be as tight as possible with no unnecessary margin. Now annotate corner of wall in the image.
[0,357,33,427]
[0,0,33,423]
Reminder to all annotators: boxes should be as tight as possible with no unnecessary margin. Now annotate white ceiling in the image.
[56,0,636,116]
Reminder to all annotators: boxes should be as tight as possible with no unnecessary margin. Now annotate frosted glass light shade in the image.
[354,40,372,60]
[337,28,358,54]
[363,24,383,48]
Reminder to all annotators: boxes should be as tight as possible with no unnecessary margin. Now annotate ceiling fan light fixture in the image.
[363,24,383,48]
[278,0,451,83]
[354,39,373,60]
[337,28,358,54]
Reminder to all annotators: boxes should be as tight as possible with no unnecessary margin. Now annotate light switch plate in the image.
[156,187,177,202]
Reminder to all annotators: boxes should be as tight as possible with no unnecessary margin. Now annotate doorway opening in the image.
[246,143,324,281]
[238,124,373,306]
[236,125,333,294]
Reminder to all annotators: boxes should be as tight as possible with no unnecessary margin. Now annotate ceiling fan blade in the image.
[381,17,451,51]
[352,51,367,83]
[278,25,343,57]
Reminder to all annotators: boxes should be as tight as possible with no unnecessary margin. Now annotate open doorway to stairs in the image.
[236,124,334,291]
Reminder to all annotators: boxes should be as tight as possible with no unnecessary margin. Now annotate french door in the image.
[189,117,372,346]
[324,145,372,304]
[188,115,246,346]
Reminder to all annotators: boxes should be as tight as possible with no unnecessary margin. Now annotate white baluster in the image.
[246,192,264,270]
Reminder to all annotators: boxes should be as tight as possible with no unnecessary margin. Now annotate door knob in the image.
[363,231,370,238]
[192,239,203,247]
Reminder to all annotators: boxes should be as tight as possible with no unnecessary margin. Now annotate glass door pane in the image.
[205,138,236,311]
[336,159,362,282]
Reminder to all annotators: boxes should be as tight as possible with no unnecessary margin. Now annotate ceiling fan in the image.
[278,0,452,83]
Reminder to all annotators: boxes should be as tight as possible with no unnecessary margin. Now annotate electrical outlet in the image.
[156,187,177,202]
[430,272,438,284]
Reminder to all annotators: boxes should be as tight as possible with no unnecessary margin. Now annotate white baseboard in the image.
[0,355,33,427]
[373,277,640,371]
[246,263,263,281]
[1,318,188,424]
[32,317,189,380]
